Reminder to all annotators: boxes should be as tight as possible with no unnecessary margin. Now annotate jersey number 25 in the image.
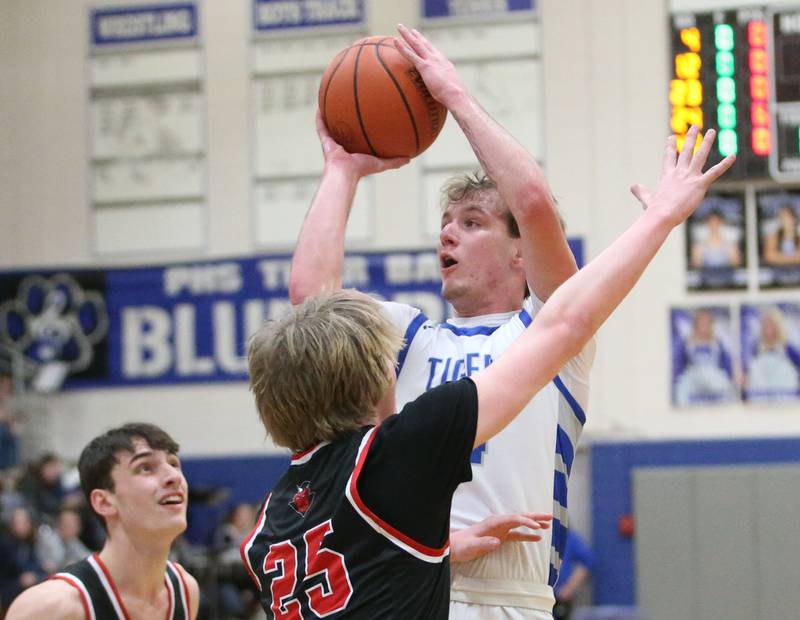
[263,520,353,619]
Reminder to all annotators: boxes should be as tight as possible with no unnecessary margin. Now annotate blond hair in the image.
[247,290,404,452]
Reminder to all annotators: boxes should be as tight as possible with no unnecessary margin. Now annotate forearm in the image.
[448,90,577,299]
[288,165,359,304]
[447,90,549,207]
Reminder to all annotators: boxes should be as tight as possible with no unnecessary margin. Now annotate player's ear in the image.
[90,488,116,520]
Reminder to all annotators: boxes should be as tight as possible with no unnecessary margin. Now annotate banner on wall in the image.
[422,0,535,19]
[741,302,800,402]
[0,242,581,390]
[91,3,198,46]
[253,0,365,31]
[670,306,738,406]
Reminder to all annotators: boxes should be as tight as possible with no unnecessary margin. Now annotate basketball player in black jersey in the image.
[7,423,199,619]
[240,124,734,619]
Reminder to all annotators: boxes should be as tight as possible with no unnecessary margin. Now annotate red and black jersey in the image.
[241,378,478,619]
[52,554,191,619]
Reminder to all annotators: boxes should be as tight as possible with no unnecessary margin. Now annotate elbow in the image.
[509,179,554,222]
[288,275,313,306]
[557,310,595,359]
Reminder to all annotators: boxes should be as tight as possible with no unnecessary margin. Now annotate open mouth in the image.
[158,494,184,506]
[441,255,458,269]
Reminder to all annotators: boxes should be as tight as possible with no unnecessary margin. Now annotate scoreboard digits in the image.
[670,8,772,181]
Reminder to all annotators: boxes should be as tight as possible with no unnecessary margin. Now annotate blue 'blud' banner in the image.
[91,3,198,46]
[253,0,364,31]
[423,0,535,19]
[0,244,581,390]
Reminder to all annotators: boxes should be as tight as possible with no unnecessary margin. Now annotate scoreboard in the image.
[670,8,772,181]
[771,6,800,180]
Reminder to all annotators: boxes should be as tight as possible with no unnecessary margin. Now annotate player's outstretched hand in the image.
[316,110,409,178]
[450,513,552,563]
[394,24,466,109]
[630,125,736,227]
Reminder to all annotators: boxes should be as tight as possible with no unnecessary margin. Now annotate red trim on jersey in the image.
[291,443,320,462]
[93,554,132,620]
[164,571,175,620]
[349,428,449,558]
[240,493,271,590]
[171,561,192,619]
[51,575,92,620]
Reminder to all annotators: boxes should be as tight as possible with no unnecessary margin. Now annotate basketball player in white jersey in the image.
[7,423,199,620]
[291,25,582,618]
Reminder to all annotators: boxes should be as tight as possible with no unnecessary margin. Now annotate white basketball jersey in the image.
[381,297,595,611]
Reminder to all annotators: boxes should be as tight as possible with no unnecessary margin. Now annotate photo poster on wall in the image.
[756,189,800,288]
[740,302,800,402]
[684,192,746,290]
[671,306,738,407]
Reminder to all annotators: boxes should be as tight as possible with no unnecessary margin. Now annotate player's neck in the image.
[451,296,523,318]
[98,529,172,600]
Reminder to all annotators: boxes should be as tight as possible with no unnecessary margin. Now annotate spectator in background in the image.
[762,204,800,265]
[36,507,91,573]
[214,502,259,619]
[0,370,20,472]
[0,506,46,609]
[17,453,64,523]
[553,530,594,620]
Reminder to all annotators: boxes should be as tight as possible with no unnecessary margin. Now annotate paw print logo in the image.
[0,274,108,376]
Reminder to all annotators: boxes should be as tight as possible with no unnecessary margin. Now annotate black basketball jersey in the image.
[52,554,191,620]
[241,378,478,619]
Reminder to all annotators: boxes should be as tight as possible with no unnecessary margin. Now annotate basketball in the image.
[318,36,447,159]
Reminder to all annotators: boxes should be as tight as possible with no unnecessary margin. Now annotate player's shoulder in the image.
[171,562,201,619]
[6,578,86,619]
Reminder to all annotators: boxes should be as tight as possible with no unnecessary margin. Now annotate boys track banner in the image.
[0,243,582,390]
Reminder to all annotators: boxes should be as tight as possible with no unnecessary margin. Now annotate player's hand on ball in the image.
[394,24,466,109]
[630,125,736,227]
[315,110,409,178]
[450,513,552,563]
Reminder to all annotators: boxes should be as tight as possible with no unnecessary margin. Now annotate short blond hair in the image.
[247,290,404,452]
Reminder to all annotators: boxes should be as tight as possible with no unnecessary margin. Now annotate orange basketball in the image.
[318,36,447,159]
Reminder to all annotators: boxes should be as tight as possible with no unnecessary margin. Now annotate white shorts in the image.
[450,601,554,620]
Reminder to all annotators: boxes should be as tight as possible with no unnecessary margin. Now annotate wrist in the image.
[439,84,470,113]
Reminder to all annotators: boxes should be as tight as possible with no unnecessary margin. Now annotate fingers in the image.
[630,184,652,208]
[396,24,425,57]
[661,135,677,176]
[677,125,700,168]
[393,37,420,64]
[690,128,716,173]
[315,110,330,138]
[703,153,737,183]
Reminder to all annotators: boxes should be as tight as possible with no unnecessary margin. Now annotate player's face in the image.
[103,439,188,539]
[439,192,524,316]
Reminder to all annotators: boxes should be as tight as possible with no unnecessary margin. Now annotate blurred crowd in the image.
[0,370,260,619]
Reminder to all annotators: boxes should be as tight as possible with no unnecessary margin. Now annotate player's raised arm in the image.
[471,127,735,446]
[288,112,409,305]
[394,24,576,302]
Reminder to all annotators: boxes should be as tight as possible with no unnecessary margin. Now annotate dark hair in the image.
[78,423,179,529]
